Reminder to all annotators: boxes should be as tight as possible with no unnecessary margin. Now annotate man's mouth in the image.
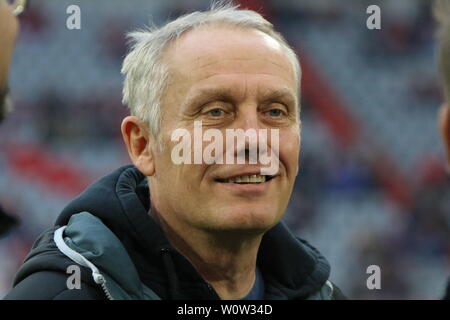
[215,174,275,184]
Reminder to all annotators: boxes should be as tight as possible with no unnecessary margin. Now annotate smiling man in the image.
[5,2,345,300]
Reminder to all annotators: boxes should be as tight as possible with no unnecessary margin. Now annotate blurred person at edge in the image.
[0,0,19,237]
[3,2,346,300]
[434,0,450,300]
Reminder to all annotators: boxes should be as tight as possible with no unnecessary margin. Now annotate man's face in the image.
[149,26,300,234]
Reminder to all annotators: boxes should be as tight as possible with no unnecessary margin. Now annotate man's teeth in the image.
[226,175,266,184]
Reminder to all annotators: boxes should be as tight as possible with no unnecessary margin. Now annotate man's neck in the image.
[150,207,263,300]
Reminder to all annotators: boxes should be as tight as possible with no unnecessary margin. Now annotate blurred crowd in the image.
[0,0,449,299]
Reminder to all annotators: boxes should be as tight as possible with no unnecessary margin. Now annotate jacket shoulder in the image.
[3,270,105,300]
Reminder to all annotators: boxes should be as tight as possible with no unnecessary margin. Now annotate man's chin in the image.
[204,205,283,234]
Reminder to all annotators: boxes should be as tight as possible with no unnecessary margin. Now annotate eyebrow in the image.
[259,88,297,106]
[185,87,297,111]
[186,88,236,107]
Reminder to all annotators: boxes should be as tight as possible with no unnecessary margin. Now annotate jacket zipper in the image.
[93,271,114,300]
[54,226,115,300]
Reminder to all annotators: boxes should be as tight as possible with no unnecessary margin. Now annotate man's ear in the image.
[439,103,450,167]
[121,116,155,176]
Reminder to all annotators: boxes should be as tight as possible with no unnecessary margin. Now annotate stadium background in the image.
[1,0,449,299]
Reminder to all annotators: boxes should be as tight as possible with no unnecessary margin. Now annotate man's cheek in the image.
[280,132,300,175]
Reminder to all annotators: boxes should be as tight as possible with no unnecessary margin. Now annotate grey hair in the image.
[121,1,301,140]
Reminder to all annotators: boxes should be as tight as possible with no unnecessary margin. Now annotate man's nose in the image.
[229,106,263,163]
[233,106,260,131]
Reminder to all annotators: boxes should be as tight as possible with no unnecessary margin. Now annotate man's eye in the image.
[208,108,224,117]
[267,109,283,117]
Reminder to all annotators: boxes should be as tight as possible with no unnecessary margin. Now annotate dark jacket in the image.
[4,165,345,300]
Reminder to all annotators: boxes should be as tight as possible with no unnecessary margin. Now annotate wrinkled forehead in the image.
[163,25,297,88]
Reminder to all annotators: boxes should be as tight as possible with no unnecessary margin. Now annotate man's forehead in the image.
[160,25,299,112]
[164,25,294,77]
[166,60,298,107]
